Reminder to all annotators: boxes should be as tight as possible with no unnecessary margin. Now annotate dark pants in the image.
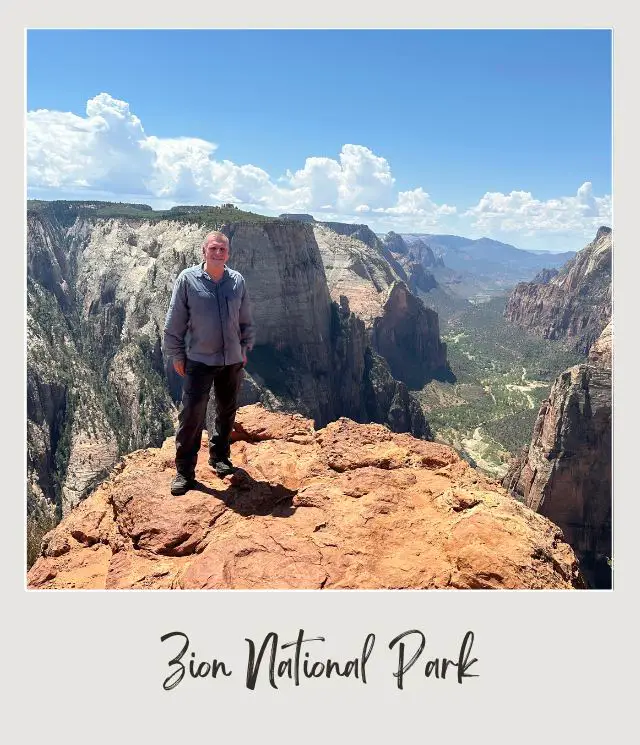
[175,360,244,477]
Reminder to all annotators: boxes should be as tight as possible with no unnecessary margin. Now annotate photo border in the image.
[7,3,634,740]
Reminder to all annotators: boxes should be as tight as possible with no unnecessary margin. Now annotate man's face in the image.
[203,237,229,265]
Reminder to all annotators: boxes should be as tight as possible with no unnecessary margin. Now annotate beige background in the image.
[6,5,634,742]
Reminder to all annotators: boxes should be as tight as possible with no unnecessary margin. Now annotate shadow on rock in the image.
[191,469,297,518]
[429,364,457,384]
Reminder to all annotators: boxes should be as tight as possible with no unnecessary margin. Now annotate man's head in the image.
[202,231,230,266]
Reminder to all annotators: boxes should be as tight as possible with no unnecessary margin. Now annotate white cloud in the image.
[286,145,396,213]
[382,187,456,217]
[286,156,342,210]
[28,93,155,194]
[27,94,611,249]
[142,136,218,200]
[337,144,395,210]
[26,97,410,216]
[464,182,612,238]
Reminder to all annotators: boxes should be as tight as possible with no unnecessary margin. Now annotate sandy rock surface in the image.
[28,405,582,590]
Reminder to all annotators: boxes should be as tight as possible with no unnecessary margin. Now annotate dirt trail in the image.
[505,368,549,408]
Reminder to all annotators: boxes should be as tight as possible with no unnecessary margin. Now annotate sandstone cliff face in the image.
[27,209,180,524]
[27,211,73,311]
[28,405,582,590]
[531,267,559,285]
[372,282,448,389]
[223,220,336,423]
[502,323,612,588]
[222,221,426,435]
[313,223,401,326]
[588,321,612,367]
[504,227,612,354]
[320,221,380,250]
[27,271,119,521]
[27,207,430,537]
[314,223,449,389]
[382,233,444,280]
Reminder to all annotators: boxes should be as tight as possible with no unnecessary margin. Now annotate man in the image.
[164,231,255,495]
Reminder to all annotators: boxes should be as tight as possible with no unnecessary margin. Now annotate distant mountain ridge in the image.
[402,233,575,268]
[401,232,574,259]
[386,232,577,298]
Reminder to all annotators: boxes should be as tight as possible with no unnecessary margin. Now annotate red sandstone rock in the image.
[28,405,583,590]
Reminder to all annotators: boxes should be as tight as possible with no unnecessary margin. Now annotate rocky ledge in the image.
[28,405,583,590]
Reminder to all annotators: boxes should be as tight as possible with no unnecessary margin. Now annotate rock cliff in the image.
[502,323,612,588]
[382,231,442,267]
[28,405,583,590]
[381,230,410,256]
[313,223,399,326]
[504,227,612,354]
[372,282,448,389]
[405,237,444,269]
[27,246,121,524]
[531,267,559,285]
[27,204,432,547]
[320,221,380,250]
[406,262,438,295]
[314,223,449,387]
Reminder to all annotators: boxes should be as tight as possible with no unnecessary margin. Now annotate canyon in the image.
[26,202,613,590]
[501,228,613,588]
[27,202,442,545]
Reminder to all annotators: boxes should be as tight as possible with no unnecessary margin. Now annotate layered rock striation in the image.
[27,205,435,538]
[28,405,583,590]
[314,223,450,387]
[504,227,612,354]
[313,223,399,326]
[502,323,612,588]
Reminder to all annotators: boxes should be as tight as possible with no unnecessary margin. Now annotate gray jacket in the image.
[163,263,256,366]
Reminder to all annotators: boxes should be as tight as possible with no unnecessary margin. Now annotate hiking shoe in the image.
[170,473,194,496]
[209,457,237,478]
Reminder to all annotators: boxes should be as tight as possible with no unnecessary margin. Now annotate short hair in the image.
[202,231,230,248]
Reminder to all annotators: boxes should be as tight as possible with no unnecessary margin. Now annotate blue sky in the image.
[27,29,612,252]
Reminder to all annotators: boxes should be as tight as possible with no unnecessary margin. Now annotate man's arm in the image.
[163,273,189,375]
[239,282,256,365]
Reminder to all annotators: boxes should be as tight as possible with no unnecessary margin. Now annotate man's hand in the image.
[242,351,248,368]
[173,359,186,377]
